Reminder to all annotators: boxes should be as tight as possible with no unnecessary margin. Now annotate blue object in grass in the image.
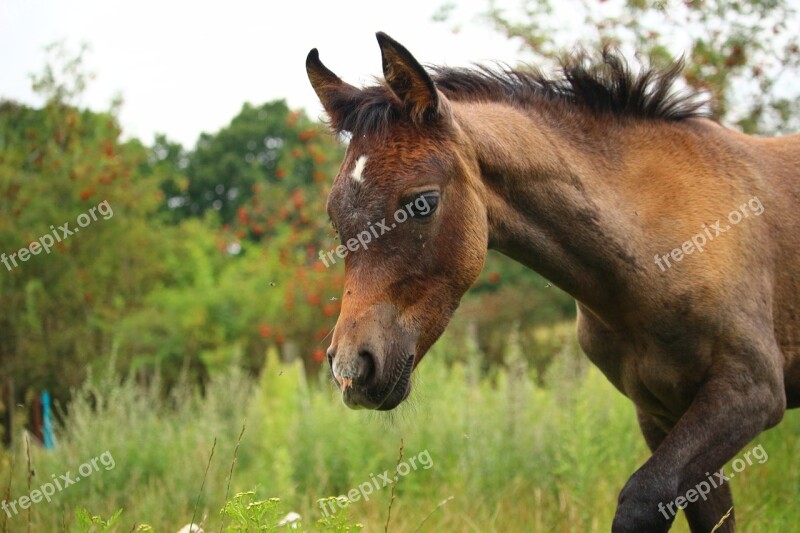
[42,390,54,449]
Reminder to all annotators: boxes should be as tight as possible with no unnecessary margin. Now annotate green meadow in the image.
[2,326,798,532]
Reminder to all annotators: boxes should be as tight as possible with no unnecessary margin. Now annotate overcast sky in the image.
[1,0,524,147]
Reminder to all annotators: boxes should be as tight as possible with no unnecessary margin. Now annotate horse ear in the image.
[306,48,359,131]
[376,32,440,123]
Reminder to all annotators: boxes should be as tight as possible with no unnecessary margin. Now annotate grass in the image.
[1,328,798,532]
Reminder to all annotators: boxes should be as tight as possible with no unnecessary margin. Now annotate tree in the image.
[166,101,343,225]
[0,44,173,399]
[120,100,346,379]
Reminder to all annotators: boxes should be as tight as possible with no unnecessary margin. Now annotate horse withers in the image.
[306,32,800,532]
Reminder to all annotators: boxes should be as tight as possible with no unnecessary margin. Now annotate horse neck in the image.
[454,100,641,316]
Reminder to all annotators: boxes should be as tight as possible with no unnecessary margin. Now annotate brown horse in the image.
[306,32,800,532]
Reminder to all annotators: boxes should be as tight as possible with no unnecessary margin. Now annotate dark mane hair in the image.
[330,48,710,136]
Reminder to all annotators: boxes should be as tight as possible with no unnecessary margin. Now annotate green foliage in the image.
[30,42,95,106]
[219,491,363,532]
[316,497,364,532]
[111,85,346,382]
[0,45,172,398]
[220,492,300,531]
[73,507,123,532]
[169,100,343,226]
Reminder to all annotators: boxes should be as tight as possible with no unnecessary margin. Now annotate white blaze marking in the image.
[351,155,368,183]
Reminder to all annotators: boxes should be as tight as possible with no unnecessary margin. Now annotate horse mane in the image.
[329,48,711,136]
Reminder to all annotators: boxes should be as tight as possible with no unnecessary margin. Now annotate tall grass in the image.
[1,330,798,532]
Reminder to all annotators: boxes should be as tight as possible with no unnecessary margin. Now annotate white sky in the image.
[0,0,523,148]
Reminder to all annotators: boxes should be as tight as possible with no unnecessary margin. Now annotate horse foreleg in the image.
[636,409,736,532]
[613,358,785,533]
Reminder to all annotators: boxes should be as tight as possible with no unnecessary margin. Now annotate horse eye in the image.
[407,192,439,218]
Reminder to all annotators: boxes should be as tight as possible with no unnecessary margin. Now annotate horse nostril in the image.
[327,348,335,368]
[356,349,376,385]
